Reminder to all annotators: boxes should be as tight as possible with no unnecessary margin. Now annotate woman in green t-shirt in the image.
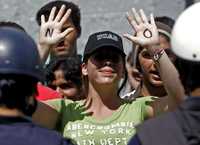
[33,6,185,145]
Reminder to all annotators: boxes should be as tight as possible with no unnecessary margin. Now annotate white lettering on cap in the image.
[97,33,118,41]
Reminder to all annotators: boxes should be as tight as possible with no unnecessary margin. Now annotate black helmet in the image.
[0,26,43,81]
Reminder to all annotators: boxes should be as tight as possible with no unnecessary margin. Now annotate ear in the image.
[81,63,88,76]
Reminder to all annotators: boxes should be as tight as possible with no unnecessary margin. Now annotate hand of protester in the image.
[39,5,73,47]
[38,5,73,62]
[123,8,159,48]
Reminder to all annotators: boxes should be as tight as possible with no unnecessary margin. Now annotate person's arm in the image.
[37,5,74,63]
[123,8,185,113]
[152,50,185,110]
[32,101,59,129]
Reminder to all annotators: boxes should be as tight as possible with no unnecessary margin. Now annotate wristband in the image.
[153,48,165,61]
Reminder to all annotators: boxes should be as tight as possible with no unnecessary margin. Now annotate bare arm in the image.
[32,101,59,129]
[124,8,185,115]
[153,50,185,110]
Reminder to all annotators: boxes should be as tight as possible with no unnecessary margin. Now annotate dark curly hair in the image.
[45,55,82,89]
[36,0,81,37]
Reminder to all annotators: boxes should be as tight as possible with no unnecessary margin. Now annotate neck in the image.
[0,107,25,117]
[85,83,122,110]
[68,43,77,56]
[83,83,123,120]
[72,43,77,55]
[140,80,166,97]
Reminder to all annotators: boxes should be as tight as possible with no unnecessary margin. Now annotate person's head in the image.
[171,2,200,94]
[82,31,127,95]
[0,23,43,116]
[45,55,82,100]
[132,16,176,88]
[36,0,81,57]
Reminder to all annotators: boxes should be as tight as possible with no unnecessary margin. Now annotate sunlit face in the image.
[138,34,176,87]
[51,19,78,57]
[82,48,125,86]
[50,69,80,100]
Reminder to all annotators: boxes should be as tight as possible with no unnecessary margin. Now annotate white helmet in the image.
[171,2,200,62]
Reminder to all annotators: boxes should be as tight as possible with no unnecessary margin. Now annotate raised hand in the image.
[124,8,159,47]
[39,5,73,46]
[38,5,74,62]
[124,8,185,110]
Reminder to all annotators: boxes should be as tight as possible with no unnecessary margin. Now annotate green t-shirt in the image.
[46,97,153,145]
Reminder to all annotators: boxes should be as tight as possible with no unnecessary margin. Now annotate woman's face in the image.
[51,19,78,57]
[138,34,176,87]
[82,48,125,86]
[50,69,80,100]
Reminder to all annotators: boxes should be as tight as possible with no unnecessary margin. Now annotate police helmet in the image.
[171,2,200,62]
[0,26,43,81]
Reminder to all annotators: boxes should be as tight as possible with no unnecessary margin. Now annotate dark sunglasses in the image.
[91,50,123,63]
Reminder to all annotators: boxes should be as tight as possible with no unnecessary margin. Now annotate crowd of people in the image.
[0,0,200,145]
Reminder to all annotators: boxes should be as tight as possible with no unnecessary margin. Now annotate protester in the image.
[128,3,200,145]
[36,0,81,63]
[45,55,83,101]
[33,10,184,143]
[127,16,174,94]
[0,22,76,145]
[35,1,81,100]
[124,15,178,114]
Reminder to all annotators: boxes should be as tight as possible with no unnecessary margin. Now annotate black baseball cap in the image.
[83,31,126,62]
